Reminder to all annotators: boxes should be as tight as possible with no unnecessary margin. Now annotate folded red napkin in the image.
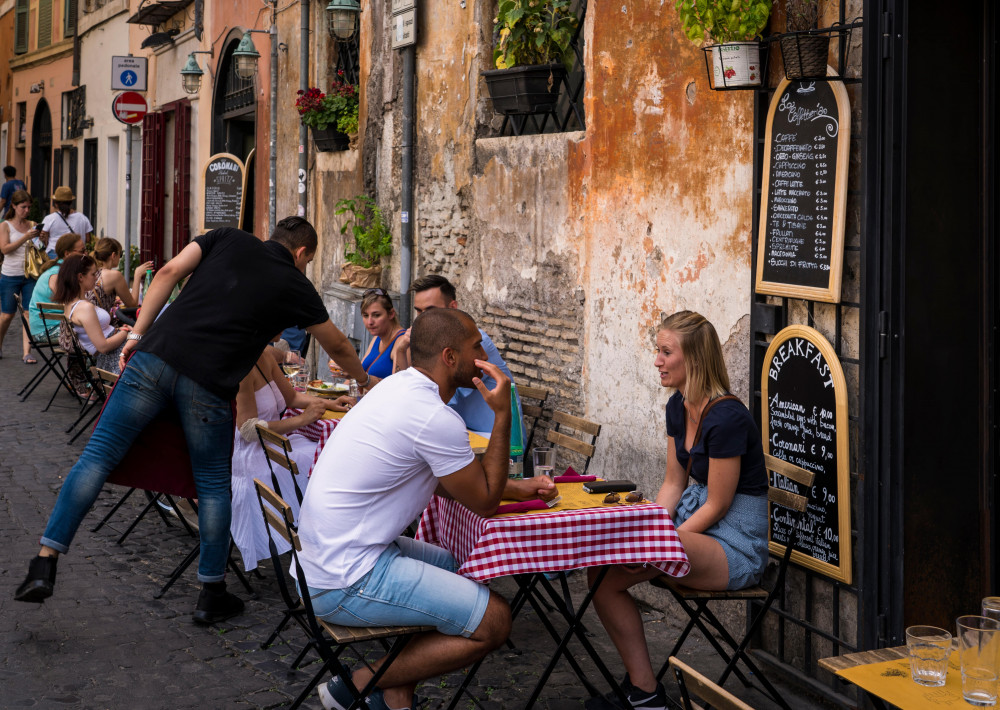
[554,475,596,483]
[495,499,549,515]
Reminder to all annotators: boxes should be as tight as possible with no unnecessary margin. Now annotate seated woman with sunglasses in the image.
[585,311,769,710]
[358,288,407,379]
[230,343,354,571]
[55,254,132,376]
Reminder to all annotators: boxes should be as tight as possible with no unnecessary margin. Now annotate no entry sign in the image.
[112,91,147,125]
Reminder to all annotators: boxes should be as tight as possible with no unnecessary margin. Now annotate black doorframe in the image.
[863,0,997,646]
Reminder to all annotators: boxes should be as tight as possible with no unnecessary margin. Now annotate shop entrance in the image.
[29,99,52,216]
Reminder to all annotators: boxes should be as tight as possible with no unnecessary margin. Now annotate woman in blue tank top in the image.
[359,288,406,379]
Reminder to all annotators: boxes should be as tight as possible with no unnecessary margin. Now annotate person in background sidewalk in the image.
[39,187,93,259]
[14,217,371,628]
[0,166,27,216]
[0,189,41,363]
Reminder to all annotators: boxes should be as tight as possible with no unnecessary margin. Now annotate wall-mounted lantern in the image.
[326,0,361,40]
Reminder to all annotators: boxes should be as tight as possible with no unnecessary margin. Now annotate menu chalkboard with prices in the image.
[202,153,245,233]
[756,73,850,303]
[762,325,851,584]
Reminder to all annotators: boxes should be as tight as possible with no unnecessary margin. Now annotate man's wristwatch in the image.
[127,333,143,342]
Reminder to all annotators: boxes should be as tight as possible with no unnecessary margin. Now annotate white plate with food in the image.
[307,380,351,397]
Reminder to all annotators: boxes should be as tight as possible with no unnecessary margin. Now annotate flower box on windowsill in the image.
[311,126,350,152]
[482,64,567,115]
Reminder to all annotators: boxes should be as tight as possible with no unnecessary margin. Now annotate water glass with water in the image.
[532,447,555,479]
[905,625,952,687]
[957,615,1000,706]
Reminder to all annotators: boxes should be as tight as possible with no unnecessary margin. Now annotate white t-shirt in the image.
[41,211,93,252]
[297,368,475,589]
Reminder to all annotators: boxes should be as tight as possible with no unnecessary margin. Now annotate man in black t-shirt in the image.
[15,217,371,625]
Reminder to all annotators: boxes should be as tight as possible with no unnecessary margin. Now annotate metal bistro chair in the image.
[253,479,432,710]
[518,384,550,454]
[16,297,79,407]
[650,454,815,710]
[669,656,756,710]
[545,409,602,475]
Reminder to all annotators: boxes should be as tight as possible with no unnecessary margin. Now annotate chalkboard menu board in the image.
[756,73,850,303]
[202,153,245,232]
[762,325,851,584]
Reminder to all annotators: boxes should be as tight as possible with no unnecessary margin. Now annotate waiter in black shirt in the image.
[15,217,371,624]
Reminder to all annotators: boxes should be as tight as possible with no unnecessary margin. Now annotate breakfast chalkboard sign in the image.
[202,153,245,232]
[756,71,850,303]
[762,325,851,584]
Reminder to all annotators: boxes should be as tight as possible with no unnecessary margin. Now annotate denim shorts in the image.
[0,274,35,314]
[302,536,490,638]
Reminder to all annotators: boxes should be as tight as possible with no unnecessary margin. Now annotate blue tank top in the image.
[361,329,406,379]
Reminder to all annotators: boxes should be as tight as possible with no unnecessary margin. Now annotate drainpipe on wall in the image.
[269,0,278,234]
[298,0,309,218]
[399,45,415,325]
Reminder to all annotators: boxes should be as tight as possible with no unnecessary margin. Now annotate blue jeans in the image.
[301,536,490,637]
[41,351,235,582]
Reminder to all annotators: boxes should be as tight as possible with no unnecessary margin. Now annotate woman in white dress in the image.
[231,347,353,571]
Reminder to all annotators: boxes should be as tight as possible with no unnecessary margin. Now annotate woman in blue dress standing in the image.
[587,310,769,710]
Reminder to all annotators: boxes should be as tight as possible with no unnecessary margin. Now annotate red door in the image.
[139,112,166,265]
[171,100,192,256]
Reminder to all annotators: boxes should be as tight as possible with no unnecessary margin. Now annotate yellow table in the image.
[820,646,966,709]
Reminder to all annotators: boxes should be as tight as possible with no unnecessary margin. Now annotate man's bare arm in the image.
[306,319,370,385]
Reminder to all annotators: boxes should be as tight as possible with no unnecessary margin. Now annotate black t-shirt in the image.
[665,391,768,496]
[137,228,329,398]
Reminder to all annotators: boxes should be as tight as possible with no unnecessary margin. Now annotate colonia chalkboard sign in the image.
[202,153,245,232]
[762,325,851,584]
[756,72,850,303]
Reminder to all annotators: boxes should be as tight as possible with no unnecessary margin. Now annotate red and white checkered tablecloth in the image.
[416,495,690,583]
[282,409,340,476]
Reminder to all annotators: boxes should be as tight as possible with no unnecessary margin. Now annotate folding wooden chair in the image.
[16,296,79,406]
[669,656,756,710]
[650,455,815,710]
[518,384,550,453]
[253,479,433,710]
[545,409,602,474]
[255,423,305,505]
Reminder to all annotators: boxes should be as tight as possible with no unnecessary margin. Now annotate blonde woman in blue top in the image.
[586,311,769,710]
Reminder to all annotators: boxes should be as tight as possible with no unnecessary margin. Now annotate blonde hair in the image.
[91,237,123,264]
[361,291,401,332]
[658,310,730,404]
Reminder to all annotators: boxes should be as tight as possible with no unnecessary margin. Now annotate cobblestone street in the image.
[0,326,836,709]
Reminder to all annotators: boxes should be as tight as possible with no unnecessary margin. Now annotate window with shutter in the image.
[64,0,77,36]
[14,0,28,54]
[38,0,53,49]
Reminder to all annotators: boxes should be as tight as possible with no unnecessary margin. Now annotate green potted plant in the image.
[481,0,580,115]
[295,71,359,152]
[335,195,392,288]
[675,0,772,89]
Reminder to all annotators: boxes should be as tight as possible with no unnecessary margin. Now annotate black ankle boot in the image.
[192,581,244,625]
[14,555,58,603]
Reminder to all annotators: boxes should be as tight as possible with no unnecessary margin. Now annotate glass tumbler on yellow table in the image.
[957,615,1000,707]
[983,597,1000,623]
[904,625,952,686]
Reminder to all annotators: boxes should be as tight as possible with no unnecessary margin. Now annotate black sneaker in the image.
[585,674,666,710]
[14,555,58,603]
[192,581,244,625]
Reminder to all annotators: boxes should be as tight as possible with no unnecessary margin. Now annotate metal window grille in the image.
[65,87,86,140]
[17,103,27,143]
[333,29,361,87]
[38,0,53,49]
[748,7,864,706]
[488,0,586,137]
[221,57,255,118]
[14,0,28,53]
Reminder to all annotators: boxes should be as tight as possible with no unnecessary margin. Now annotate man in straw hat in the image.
[39,186,93,259]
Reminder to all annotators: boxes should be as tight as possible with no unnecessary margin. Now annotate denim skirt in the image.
[674,482,769,590]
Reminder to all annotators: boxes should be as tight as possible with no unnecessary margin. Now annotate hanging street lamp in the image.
[326,0,361,40]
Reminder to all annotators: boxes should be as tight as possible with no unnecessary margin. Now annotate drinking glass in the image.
[283,350,302,380]
[905,625,951,687]
[532,447,555,478]
[983,598,1000,623]
[957,615,1000,706]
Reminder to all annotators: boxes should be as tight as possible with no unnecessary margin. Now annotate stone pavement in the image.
[0,324,838,709]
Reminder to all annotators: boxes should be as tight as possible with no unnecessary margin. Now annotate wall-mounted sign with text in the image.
[391,0,416,49]
[202,153,245,233]
[756,72,850,303]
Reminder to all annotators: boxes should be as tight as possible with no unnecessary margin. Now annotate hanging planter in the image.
[311,126,350,152]
[777,22,856,81]
[482,64,567,115]
[702,41,765,90]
